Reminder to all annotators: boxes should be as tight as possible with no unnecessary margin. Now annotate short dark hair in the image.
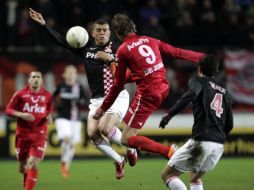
[199,55,220,77]
[94,18,109,25]
[111,13,136,37]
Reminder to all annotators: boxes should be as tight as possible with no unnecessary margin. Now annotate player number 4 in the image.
[210,93,223,118]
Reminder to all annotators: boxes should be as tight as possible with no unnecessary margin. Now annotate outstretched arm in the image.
[29,8,82,54]
[159,40,205,63]
[159,89,197,128]
[159,77,202,128]
[29,8,46,25]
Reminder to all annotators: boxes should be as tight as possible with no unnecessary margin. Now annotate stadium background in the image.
[0,0,254,190]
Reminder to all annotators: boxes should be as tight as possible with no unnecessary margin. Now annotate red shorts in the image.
[15,129,47,161]
[124,81,169,129]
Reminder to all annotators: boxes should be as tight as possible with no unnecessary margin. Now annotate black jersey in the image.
[168,76,233,144]
[53,82,85,120]
[43,24,118,98]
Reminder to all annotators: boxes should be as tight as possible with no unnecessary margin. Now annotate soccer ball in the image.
[66,26,89,48]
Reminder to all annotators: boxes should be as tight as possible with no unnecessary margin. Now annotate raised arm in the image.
[29,8,82,54]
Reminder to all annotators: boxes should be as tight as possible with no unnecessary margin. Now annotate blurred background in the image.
[0,0,254,159]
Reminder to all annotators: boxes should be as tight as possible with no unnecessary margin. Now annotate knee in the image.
[62,137,71,144]
[98,124,108,136]
[27,159,39,170]
[18,166,26,174]
[87,127,98,138]
[120,136,129,146]
[161,170,168,182]
[190,177,202,184]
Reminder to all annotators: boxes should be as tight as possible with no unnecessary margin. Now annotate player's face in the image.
[63,67,77,85]
[28,72,43,90]
[92,24,111,46]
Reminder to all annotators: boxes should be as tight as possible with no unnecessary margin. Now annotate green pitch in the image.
[0,158,253,190]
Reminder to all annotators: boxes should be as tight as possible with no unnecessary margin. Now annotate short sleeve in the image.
[188,77,202,96]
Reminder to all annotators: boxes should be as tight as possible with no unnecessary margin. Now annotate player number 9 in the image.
[138,45,156,64]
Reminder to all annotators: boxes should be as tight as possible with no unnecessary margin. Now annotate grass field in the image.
[0,158,253,190]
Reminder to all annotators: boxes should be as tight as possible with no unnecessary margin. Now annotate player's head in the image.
[199,55,220,77]
[63,65,78,85]
[112,13,136,41]
[28,71,43,91]
[92,18,111,46]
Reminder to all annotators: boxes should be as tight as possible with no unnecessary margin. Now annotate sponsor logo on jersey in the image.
[86,52,98,59]
[127,38,149,51]
[31,96,40,103]
[22,102,46,113]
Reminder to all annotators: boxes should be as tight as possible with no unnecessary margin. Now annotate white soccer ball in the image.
[66,26,89,48]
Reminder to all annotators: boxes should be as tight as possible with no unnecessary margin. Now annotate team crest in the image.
[104,46,112,53]
[104,42,112,53]
[40,96,46,102]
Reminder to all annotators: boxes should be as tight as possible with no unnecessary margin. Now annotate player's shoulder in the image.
[41,87,53,97]
[16,86,30,95]
[12,90,23,98]
[189,76,203,85]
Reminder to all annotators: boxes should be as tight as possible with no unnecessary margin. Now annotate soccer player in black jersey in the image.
[29,8,137,180]
[53,65,85,178]
[159,55,233,190]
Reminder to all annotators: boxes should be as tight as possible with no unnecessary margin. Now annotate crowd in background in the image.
[0,0,254,111]
[1,0,254,48]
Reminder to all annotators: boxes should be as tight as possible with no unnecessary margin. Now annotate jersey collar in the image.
[123,33,137,41]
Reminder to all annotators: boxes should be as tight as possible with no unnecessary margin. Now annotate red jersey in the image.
[5,85,53,133]
[101,33,205,111]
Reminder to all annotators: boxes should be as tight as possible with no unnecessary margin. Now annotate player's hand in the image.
[96,51,113,62]
[47,114,53,124]
[19,113,35,122]
[93,108,105,120]
[159,114,172,129]
[29,8,46,25]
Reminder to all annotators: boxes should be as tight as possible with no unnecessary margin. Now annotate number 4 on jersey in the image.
[210,93,223,118]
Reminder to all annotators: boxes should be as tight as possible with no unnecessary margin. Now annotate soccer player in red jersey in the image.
[5,71,53,190]
[93,13,206,159]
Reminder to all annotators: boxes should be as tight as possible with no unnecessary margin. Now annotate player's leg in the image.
[18,160,27,187]
[122,119,175,158]
[98,113,137,166]
[55,118,72,178]
[25,156,41,190]
[121,92,176,158]
[188,141,224,190]
[16,136,29,187]
[24,134,46,190]
[87,116,126,179]
[161,165,186,190]
[189,172,205,190]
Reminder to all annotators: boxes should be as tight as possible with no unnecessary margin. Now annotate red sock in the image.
[25,169,38,190]
[128,136,170,158]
